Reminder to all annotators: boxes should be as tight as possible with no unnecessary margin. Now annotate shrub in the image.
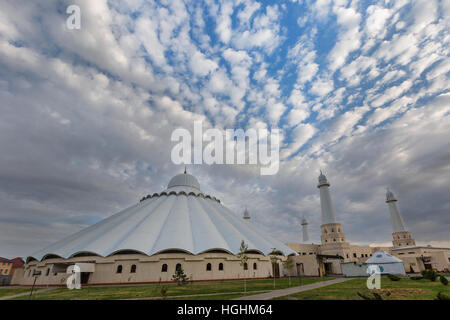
[160,286,168,299]
[172,266,189,285]
[421,270,438,281]
[436,292,450,300]
[387,274,401,281]
[440,275,448,286]
[410,276,423,280]
[357,292,384,300]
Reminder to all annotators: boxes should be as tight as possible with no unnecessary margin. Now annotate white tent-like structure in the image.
[15,171,297,286]
[365,250,406,275]
[28,172,296,261]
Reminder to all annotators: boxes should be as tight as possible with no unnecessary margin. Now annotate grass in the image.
[14,277,332,300]
[276,276,450,300]
[0,288,34,298]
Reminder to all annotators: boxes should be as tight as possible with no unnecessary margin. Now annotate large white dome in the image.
[28,173,297,261]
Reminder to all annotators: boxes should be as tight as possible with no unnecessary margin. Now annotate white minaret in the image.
[386,189,415,247]
[301,217,309,242]
[243,207,250,220]
[317,171,347,245]
[317,171,337,224]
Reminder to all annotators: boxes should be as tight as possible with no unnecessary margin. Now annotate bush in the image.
[436,292,450,300]
[421,270,438,281]
[387,274,401,281]
[172,266,189,285]
[410,276,423,280]
[440,275,448,286]
[357,292,383,300]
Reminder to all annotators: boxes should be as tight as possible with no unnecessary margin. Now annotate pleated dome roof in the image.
[28,172,297,261]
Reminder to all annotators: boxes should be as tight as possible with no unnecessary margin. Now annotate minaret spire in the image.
[317,171,337,224]
[386,189,415,247]
[317,171,347,246]
[301,216,309,242]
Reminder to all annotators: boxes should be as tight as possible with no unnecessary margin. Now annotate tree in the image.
[283,258,294,287]
[237,240,249,292]
[172,265,189,285]
[269,250,280,289]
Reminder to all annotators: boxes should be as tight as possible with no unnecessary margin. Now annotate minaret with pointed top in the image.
[317,171,347,246]
[386,189,415,248]
[301,217,309,242]
[243,207,250,220]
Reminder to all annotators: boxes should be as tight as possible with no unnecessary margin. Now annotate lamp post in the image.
[29,270,42,300]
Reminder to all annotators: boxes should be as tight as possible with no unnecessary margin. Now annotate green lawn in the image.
[0,288,33,298]
[276,276,450,300]
[14,277,332,300]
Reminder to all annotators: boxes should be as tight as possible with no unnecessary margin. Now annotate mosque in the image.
[11,171,450,286]
[12,172,296,286]
[286,172,450,277]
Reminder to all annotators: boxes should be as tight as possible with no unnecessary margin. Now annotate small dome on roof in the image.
[386,189,396,202]
[318,170,329,185]
[168,172,201,190]
[243,208,250,219]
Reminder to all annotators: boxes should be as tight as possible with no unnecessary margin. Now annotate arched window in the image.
[253,263,257,270]
[331,228,334,232]
[176,263,182,271]
[130,264,136,273]
[46,268,50,276]
[218,263,224,271]
[206,263,212,271]
[244,263,248,270]
[161,264,168,272]
[116,265,122,274]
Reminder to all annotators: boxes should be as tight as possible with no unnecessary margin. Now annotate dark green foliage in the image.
[421,270,438,281]
[440,275,448,286]
[172,266,189,285]
[410,276,423,280]
[435,292,450,300]
[357,291,383,300]
[387,274,401,281]
[160,286,168,299]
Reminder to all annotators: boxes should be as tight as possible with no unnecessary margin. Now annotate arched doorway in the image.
[296,263,304,276]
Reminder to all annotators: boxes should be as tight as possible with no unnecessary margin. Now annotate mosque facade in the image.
[286,172,450,277]
[11,171,450,286]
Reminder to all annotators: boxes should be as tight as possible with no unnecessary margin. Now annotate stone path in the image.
[233,278,351,300]
[0,288,56,300]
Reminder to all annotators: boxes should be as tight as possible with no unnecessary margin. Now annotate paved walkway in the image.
[233,278,351,300]
[0,288,56,300]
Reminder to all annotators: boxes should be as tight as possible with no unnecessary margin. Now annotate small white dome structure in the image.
[365,251,406,275]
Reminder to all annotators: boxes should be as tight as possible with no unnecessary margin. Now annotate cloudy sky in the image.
[0,0,449,259]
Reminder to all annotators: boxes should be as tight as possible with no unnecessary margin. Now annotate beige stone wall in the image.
[14,252,288,286]
[392,247,450,272]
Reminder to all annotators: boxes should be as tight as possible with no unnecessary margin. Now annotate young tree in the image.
[283,258,294,287]
[172,265,189,286]
[237,240,249,292]
[269,250,280,289]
